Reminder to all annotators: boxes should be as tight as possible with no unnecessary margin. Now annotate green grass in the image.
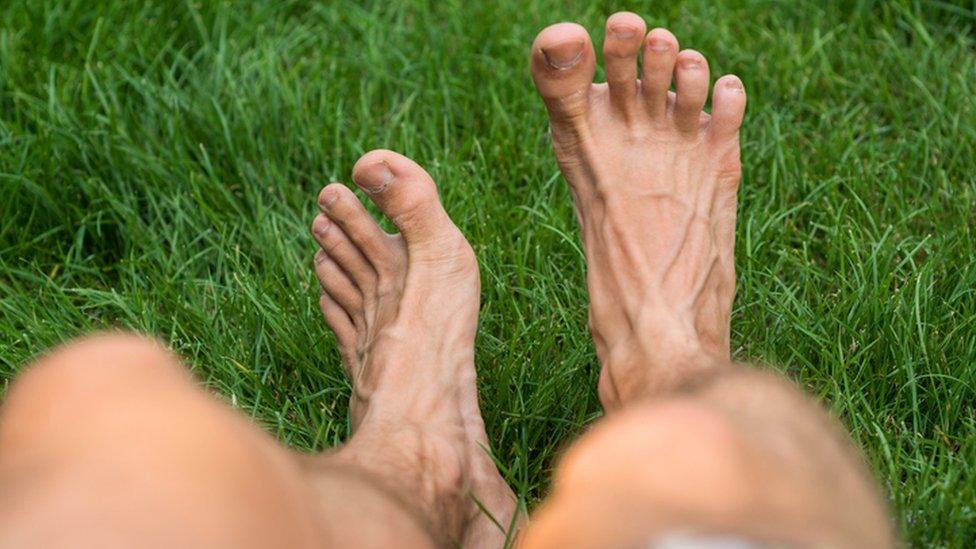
[1,0,974,544]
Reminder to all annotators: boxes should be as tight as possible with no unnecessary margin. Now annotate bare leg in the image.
[522,372,892,547]
[309,149,517,546]
[522,14,893,547]
[0,152,518,548]
[0,334,433,548]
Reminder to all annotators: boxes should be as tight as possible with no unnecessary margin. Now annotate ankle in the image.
[334,421,471,542]
[302,459,440,548]
[597,343,727,410]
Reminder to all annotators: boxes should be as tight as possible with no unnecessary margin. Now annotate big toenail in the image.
[648,38,671,52]
[541,40,584,69]
[360,161,395,194]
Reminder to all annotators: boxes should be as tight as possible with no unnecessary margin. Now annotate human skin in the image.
[519,13,894,548]
[0,11,894,549]
[0,149,520,548]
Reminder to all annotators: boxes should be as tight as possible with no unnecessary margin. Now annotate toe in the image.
[640,28,679,120]
[531,22,596,126]
[708,75,747,141]
[351,150,456,247]
[311,212,376,291]
[673,49,710,135]
[314,249,363,319]
[602,12,646,118]
[318,183,396,270]
[319,290,356,352]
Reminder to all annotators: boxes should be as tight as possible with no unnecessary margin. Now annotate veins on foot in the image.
[311,150,516,546]
[531,14,747,408]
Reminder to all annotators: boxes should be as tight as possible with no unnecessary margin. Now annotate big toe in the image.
[351,150,456,248]
[530,22,595,125]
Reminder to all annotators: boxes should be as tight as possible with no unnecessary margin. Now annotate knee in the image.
[13,332,182,390]
[555,399,753,495]
[0,335,322,547]
[1,332,189,438]
[522,401,756,548]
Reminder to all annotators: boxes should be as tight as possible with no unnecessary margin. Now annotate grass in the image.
[1,0,974,545]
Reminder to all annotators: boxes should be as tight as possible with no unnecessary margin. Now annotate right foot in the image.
[310,150,516,546]
[530,14,747,409]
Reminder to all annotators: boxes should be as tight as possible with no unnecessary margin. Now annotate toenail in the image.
[321,188,340,207]
[541,40,584,70]
[609,26,638,40]
[312,215,331,236]
[359,161,395,194]
[648,38,671,52]
[680,58,702,69]
[724,78,744,91]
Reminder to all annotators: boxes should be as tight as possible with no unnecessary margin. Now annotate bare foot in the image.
[310,150,516,546]
[530,14,747,410]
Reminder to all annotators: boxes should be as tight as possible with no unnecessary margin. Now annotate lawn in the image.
[1,0,974,545]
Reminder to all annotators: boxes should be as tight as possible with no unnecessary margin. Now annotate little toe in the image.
[640,28,679,120]
[708,75,747,141]
[673,49,711,135]
[351,150,457,248]
[314,249,363,319]
[311,213,376,291]
[602,12,646,118]
[531,22,596,126]
[318,183,396,269]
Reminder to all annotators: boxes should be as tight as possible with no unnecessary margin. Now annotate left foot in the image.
[310,150,516,546]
